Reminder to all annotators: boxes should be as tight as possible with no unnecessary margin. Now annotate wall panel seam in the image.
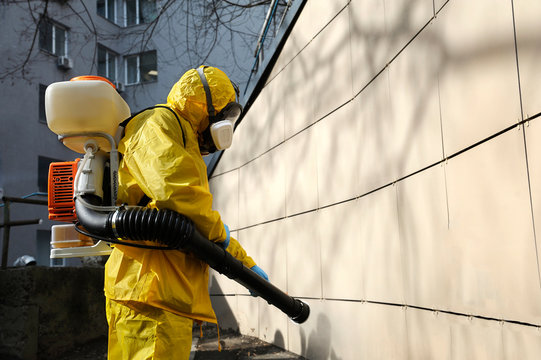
[265,1,353,85]
[510,0,541,289]
[213,1,449,180]
[285,296,541,329]
[230,111,541,232]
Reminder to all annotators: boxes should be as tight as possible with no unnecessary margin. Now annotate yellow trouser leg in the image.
[106,298,193,360]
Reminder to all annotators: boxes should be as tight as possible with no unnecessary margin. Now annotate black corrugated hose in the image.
[75,196,310,324]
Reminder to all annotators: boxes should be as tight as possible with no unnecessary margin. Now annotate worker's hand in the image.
[220,224,231,250]
[250,265,269,281]
[249,265,269,297]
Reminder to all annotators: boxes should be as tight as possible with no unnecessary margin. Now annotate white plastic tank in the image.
[45,76,131,153]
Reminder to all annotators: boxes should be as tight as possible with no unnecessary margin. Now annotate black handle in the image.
[186,229,310,323]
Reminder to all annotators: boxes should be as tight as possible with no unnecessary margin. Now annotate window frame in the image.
[97,44,118,82]
[124,0,140,26]
[125,54,140,84]
[97,0,117,23]
[39,18,68,56]
[123,0,156,26]
[124,50,157,85]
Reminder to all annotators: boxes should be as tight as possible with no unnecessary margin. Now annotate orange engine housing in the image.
[48,159,80,222]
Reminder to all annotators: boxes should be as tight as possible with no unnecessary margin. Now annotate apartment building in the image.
[0,0,267,266]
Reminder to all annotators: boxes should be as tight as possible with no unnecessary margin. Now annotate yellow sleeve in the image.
[120,109,227,243]
[227,237,256,269]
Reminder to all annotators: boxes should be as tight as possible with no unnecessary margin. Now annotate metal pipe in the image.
[0,219,42,228]
[254,0,279,57]
[1,196,47,269]
[2,196,47,206]
[58,132,118,206]
[2,200,10,269]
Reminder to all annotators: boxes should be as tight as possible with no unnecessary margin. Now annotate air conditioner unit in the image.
[57,56,73,70]
[114,82,125,93]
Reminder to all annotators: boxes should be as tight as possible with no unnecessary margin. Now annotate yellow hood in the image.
[166,66,237,135]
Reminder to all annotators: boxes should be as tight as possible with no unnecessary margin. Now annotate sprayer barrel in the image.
[75,198,310,323]
[186,230,310,323]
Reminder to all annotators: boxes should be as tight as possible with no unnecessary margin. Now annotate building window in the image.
[124,0,157,26]
[39,84,48,123]
[98,45,118,82]
[39,18,68,56]
[38,156,62,193]
[97,0,117,22]
[125,50,157,84]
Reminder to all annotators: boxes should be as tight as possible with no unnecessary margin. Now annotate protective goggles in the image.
[196,67,243,153]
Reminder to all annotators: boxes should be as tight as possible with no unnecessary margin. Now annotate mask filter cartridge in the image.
[196,66,242,153]
[210,120,234,150]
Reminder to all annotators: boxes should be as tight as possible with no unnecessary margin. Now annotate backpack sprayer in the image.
[45,76,310,324]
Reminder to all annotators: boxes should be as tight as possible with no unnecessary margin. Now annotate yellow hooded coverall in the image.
[105,67,256,359]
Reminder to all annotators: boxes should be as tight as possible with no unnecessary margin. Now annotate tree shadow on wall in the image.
[294,313,342,360]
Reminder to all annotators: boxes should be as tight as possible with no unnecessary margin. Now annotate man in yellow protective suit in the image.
[105,66,268,359]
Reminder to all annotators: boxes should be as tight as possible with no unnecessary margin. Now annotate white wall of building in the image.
[209,0,541,358]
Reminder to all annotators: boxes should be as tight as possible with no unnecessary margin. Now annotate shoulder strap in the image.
[119,105,186,208]
[119,105,186,147]
[137,194,151,207]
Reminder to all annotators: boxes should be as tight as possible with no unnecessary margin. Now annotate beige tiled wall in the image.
[514,0,541,118]
[209,0,541,358]
[437,0,521,156]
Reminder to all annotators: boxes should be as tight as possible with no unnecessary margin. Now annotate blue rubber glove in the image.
[249,265,269,297]
[221,224,231,250]
[250,265,269,281]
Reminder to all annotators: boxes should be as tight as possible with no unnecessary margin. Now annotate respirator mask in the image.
[196,67,243,154]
